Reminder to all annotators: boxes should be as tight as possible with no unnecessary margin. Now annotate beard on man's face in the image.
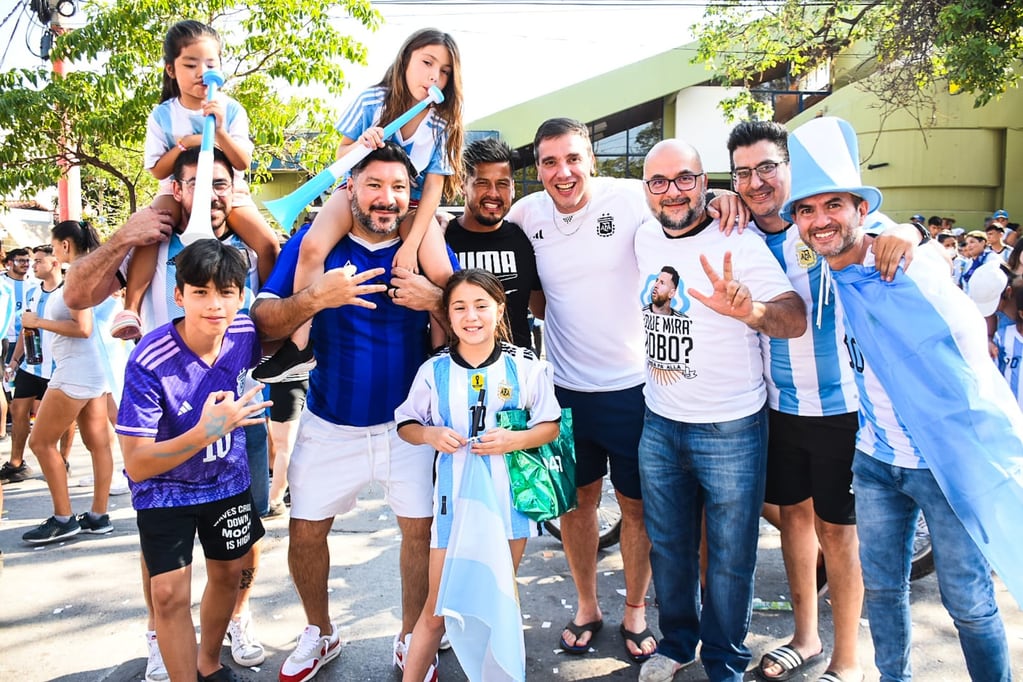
[352,199,405,235]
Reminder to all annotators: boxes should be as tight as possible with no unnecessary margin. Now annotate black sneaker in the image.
[76,512,113,535]
[198,664,240,681]
[22,515,81,544]
[251,340,315,383]
[0,461,32,484]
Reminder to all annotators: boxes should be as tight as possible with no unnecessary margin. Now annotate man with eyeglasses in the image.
[2,249,36,368]
[0,245,69,485]
[726,121,920,682]
[62,146,273,678]
[634,138,805,682]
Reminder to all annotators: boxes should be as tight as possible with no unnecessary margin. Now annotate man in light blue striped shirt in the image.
[728,121,917,682]
[786,115,1018,682]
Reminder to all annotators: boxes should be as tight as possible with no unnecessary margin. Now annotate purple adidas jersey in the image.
[116,314,261,510]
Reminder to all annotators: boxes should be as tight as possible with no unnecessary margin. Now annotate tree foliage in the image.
[0,0,380,228]
[694,0,1023,121]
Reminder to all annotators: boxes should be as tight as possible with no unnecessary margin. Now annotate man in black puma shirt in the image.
[444,138,541,348]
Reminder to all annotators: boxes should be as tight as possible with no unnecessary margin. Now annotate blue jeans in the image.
[638,406,767,682]
[852,451,1010,682]
[245,421,269,517]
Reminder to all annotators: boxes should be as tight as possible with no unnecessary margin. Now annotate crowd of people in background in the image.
[2,18,1022,682]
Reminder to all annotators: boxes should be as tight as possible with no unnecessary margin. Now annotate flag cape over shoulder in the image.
[437,453,526,681]
[832,263,1023,606]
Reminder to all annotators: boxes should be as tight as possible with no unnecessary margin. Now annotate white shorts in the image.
[288,408,434,521]
[47,375,109,401]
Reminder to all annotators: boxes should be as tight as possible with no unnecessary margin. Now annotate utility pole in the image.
[33,0,82,222]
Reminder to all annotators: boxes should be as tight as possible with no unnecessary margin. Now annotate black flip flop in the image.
[756,645,825,681]
[559,618,603,654]
[619,623,657,663]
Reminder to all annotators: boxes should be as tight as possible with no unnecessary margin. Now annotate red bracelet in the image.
[625,601,646,609]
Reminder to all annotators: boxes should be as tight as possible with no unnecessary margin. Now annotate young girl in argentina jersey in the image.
[395,269,561,681]
[255,28,463,381]
[111,20,279,341]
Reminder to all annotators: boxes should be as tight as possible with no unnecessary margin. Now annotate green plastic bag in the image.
[498,408,577,523]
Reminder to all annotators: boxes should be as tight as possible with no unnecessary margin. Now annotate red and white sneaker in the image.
[279,623,340,682]
[393,633,439,682]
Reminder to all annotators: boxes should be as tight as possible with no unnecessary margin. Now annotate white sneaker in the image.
[638,653,694,682]
[227,613,266,666]
[145,630,169,682]
[279,623,340,682]
[110,472,131,496]
[393,633,439,682]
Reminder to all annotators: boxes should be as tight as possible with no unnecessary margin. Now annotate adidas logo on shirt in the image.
[177,401,193,416]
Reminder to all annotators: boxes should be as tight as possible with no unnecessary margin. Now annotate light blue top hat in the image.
[781,116,883,222]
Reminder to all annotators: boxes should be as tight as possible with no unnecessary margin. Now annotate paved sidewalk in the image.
[1,441,1020,681]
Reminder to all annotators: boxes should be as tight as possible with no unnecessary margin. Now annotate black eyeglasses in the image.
[644,173,705,194]
[180,178,233,196]
[732,161,783,183]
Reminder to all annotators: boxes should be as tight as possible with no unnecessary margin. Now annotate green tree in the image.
[694,0,1023,121]
[0,0,380,227]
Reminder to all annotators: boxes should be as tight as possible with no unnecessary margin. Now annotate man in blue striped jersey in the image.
[787,116,1019,682]
[728,121,923,682]
[0,245,67,484]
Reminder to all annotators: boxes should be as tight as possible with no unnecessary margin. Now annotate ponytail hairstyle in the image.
[51,220,101,258]
[376,28,464,200]
[160,20,222,102]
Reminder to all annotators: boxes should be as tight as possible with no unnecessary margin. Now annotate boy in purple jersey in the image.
[117,239,270,682]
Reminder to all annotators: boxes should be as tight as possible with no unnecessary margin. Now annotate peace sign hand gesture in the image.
[687,251,753,321]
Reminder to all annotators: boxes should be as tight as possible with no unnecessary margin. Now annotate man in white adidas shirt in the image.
[505,118,747,664]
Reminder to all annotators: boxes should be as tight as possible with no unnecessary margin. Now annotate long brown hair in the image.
[441,269,512,349]
[376,28,464,200]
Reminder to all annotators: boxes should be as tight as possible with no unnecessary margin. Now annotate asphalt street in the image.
[1,442,1020,681]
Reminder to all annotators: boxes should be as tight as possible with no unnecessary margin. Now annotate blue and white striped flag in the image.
[833,263,1023,606]
[437,453,525,681]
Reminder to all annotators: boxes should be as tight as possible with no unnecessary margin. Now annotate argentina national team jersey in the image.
[139,232,259,334]
[832,238,1023,605]
[994,324,1023,411]
[4,275,37,342]
[334,86,452,200]
[394,342,561,548]
[834,246,1023,469]
[20,284,57,380]
[116,315,261,510]
[754,225,857,416]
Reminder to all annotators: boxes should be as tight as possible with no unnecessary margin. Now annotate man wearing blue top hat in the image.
[784,115,1022,682]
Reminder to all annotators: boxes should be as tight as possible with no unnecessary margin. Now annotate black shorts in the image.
[13,370,48,401]
[764,410,858,525]
[268,378,309,423]
[555,384,644,499]
[136,489,265,577]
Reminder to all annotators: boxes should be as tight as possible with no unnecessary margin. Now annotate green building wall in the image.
[787,75,1023,229]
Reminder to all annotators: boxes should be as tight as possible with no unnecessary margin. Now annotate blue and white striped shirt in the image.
[334,86,452,200]
[753,224,858,416]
